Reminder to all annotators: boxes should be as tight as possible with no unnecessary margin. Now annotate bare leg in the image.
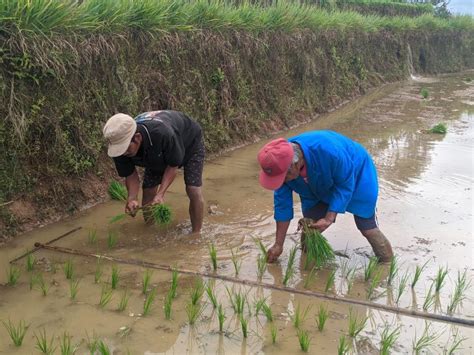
[186,185,204,233]
[361,227,393,262]
[142,186,158,223]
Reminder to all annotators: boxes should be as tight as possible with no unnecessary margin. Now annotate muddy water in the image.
[1,72,473,354]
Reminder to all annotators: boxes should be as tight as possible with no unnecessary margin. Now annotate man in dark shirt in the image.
[103,110,205,233]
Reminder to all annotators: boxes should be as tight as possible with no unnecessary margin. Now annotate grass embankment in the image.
[0,0,473,235]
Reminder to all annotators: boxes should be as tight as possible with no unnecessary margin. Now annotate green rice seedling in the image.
[302,225,335,269]
[97,340,111,355]
[257,253,267,279]
[412,322,441,354]
[387,256,398,286]
[348,309,368,338]
[108,181,127,201]
[208,242,218,271]
[423,283,436,311]
[94,260,103,284]
[231,248,242,276]
[412,260,429,288]
[29,274,35,290]
[270,323,277,344]
[325,269,336,293]
[170,267,179,299]
[190,279,204,305]
[297,329,310,352]
[444,329,467,355]
[98,286,113,308]
[240,315,248,338]
[447,269,471,313]
[147,204,172,225]
[107,231,118,249]
[217,304,226,332]
[164,288,173,320]
[364,257,378,281]
[88,229,97,245]
[367,269,384,300]
[109,213,126,224]
[338,335,350,355]
[6,264,21,286]
[434,266,448,293]
[283,245,297,286]
[420,87,429,99]
[35,328,56,354]
[117,289,130,312]
[142,269,153,294]
[35,273,50,296]
[346,266,357,294]
[205,282,218,308]
[60,331,77,355]
[143,287,157,316]
[69,278,80,301]
[255,297,267,315]
[85,331,99,354]
[304,266,317,289]
[2,319,28,347]
[339,257,350,278]
[292,303,311,329]
[396,271,410,304]
[110,265,119,289]
[227,288,246,314]
[380,325,400,355]
[64,259,74,280]
[261,302,273,322]
[186,302,203,325]
[26,253,35,271]
[429,123,447,134]
[254,238,268,256]
[316,304,328,331]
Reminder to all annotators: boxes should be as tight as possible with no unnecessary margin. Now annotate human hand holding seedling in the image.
[125,199,139,217]
[309,218,333,233]
[267,243,283,263]
[152,193,165,206]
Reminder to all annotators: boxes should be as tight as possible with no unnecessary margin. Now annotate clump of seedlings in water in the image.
[447,269,471,313]
[423,283,436,311]
[283,245,297,286]
[297,329,310,352]
[380,325,400,355]
[255,297,267,315]
[412,260,429,288]
[117,289,130,312]
[94,260,103,284]
[110,265,119,289]
[367,269,385,300]
[98,286,113,308]
[240,315,248,338]
[107,231,118,249]
[256,253,267,279]
[69,278,80,301]
[412,322,441,354]
[26,253,35,271]
[88,229,97,245]
[348,308,368,338]
[270,324,277,344]
[35,328,56,354]
[186,302,203,325]
[217,304,226,332]
[338,335,350,355]
[301,223,335,268]
[143,203,173,225]
[292,303,311,329]
[109,213,126,224]
[261,302,273,322]
[143,287,157,316]
[97,340,111,355]
[85,331,99,354]
[2,319,28,347]
[396,271,410,304]
[420,87,429,99]
[364,257,378,281]
[227,287,246,314]
[325,268,336,293]
[254,238,268,255]
[6,264,21,286]
[63,259,74,280]
[142,269,153,294]
[34,273,50,296]
[387,256,398,286]
[444,328,467,355]
[346,266,357,294]
[190,279,204,305]
[316,304,328,331]
[304,266,317,289]
[434,265,448,293]
[429,123,447,134]
[205,281,218,308]
[60,331,76,355]
[208,242,218,271]
[231,248,242,276]
[108,181,127,201]
[170,267,179,299]
[164,288,173,320]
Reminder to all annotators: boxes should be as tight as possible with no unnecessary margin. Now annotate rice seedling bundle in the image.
[429,123,447,134]
[302,224,335,268]
[108,181,127,201]
[148,203,172,225]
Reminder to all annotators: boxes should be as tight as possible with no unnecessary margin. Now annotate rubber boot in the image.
[362,228,394,262]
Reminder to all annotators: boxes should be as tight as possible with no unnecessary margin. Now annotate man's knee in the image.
[186,186,203,202]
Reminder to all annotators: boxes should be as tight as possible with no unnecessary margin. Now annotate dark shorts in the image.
[303,202,378,231]
[143,137,205,189]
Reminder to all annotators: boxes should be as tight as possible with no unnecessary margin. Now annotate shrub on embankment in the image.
[0,0,473,236]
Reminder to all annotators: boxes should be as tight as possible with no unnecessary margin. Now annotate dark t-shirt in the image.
[113,110,202,177]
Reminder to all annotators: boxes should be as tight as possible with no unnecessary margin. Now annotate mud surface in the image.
[0,72,473,354]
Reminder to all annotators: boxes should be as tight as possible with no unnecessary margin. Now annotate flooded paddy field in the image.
[0,72,473,354]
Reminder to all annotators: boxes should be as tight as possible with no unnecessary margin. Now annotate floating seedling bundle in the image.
[300,221,335,269]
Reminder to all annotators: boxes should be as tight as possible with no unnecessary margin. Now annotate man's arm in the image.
[125,168,140,216]
[267,220,291,263]
[152,165,178,204]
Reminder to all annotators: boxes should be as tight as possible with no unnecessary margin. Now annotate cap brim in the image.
[259,170,286,190]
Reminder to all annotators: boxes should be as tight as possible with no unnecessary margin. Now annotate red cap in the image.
[257,138,293,190]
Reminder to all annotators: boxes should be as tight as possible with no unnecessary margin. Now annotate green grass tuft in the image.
[283,245,297,286]
[208,242,218,271]
[297,329,310,352]
[6,265,21,286]
[429,123,447,134]
[2,319,28,347]
[143,287,157,316]
[117,289,130,313]
[316,304,328,331]
[108,181,127,201]
[34,328,56,355]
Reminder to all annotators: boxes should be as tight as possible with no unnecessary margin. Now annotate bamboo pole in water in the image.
[33,242,474,327]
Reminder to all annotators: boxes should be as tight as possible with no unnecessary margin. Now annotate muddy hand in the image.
[267,243,283,263]
[125,199,139,217]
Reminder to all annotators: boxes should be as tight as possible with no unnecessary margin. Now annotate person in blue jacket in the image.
[257,130,393,263]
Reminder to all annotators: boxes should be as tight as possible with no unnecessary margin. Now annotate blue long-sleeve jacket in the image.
[274,131,378,221]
